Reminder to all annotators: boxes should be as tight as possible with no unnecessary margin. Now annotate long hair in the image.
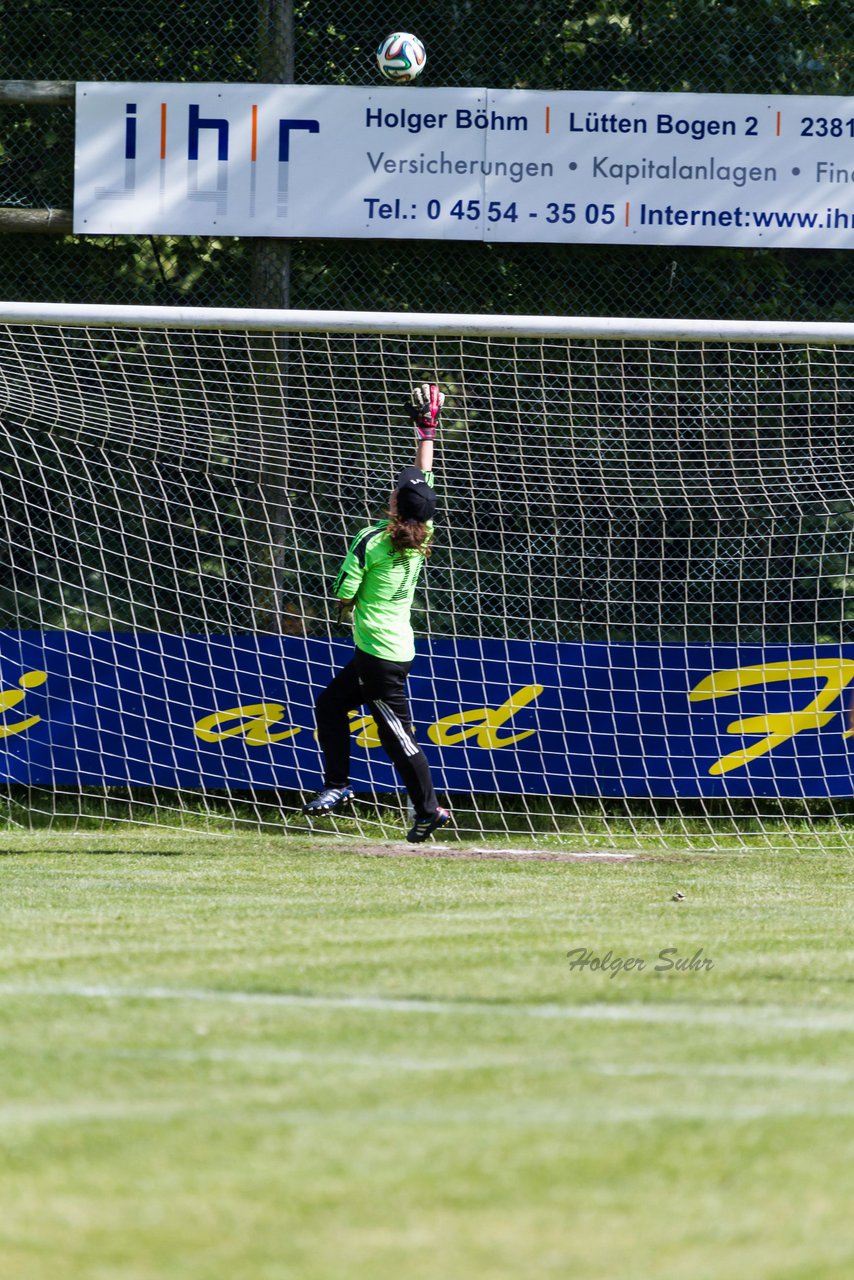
[386,513,432,558]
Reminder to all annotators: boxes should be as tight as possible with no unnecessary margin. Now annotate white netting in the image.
[1,305,853,846]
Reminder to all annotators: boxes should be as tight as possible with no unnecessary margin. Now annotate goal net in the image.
[1,302,853,848]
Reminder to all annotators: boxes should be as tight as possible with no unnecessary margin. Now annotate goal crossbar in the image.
[2,300,854,344]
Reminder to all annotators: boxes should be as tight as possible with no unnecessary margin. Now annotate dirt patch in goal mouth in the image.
[344,842,639,864]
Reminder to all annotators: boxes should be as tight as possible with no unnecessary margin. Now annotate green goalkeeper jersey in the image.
[333,471,434,664]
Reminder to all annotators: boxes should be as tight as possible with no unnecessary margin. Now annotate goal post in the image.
[1,301,854,846]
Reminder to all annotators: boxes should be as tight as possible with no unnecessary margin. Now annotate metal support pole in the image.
[251,0,296,632]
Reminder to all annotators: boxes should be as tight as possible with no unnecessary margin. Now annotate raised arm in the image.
[415,435,433,473]
[405,383,444,472]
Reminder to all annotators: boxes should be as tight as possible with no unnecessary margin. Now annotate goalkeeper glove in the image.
[404,383,444,440]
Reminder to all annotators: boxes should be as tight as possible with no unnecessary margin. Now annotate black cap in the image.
[394,466,436,522]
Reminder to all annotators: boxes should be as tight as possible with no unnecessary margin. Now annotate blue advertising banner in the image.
[0,630,852,798]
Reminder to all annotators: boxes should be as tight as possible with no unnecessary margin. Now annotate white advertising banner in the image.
[75,82,854,248]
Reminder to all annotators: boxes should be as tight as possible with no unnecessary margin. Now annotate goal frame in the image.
[2,300,854,846]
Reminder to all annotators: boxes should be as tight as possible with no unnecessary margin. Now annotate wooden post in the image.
[0,83,74,232]
[0,81,74,106]
[0,208,73,233]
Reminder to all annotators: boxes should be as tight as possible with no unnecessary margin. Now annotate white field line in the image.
[112,1049,854,1085]
[1,983,854,1033]
[111,1046,485,1071]
[4,1093,854,1131]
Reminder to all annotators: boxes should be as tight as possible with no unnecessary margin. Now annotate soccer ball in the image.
[376,32,427,83]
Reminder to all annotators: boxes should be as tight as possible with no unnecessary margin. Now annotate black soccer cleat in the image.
[406,806,451,843]
[302,785,355,815]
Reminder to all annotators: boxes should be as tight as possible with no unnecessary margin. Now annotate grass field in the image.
[1,829,854,1279]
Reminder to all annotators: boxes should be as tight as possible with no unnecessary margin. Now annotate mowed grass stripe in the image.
[5,983,854,1031]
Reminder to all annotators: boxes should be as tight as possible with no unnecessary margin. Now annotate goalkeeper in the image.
[302,383,450,843]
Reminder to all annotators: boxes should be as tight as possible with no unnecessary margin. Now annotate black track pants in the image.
[314,648,439,819]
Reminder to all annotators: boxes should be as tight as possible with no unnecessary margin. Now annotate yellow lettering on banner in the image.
[689,659,854,775]
[348,712,381,749]
[195,686,543,752]
[194,703,301,744]
[428,684,544,749]
[0,670,48,737]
